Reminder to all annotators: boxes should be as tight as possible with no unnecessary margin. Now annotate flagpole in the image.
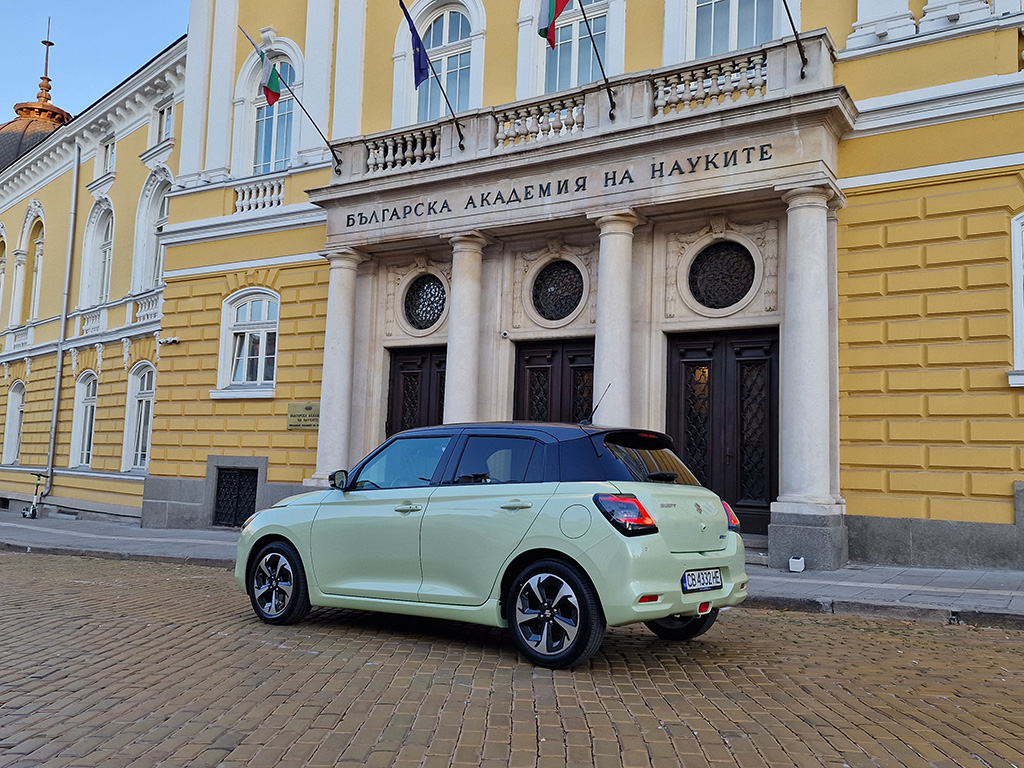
[576,1,616,121]
[239,27,345,174]
[424,59,466,151]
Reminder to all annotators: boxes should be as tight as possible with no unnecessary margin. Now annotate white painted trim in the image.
[840,152,1024,190]
[392,0,487,127]
[662,0,795,64]
[662,0,686,66]
[301,0,336,158]
[159,203,326,247]
[163,251,323,280]
[121,361,157,472]
[1012,212,1024,386]
[179,0,213,181]
[132,167,174,294]
[837,10,1024,60]
[203,0,239,181]
[333,0,367,139]
[216,287,282,392]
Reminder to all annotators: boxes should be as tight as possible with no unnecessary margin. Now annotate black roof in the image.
[390,421,669,443]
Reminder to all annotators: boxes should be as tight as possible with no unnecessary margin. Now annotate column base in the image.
[305,473,332,488]
[768,501,848,571]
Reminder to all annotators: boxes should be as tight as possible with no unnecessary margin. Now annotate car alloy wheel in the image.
[248,541,311,625]
[508,559,605,669]
[644,608,718,641]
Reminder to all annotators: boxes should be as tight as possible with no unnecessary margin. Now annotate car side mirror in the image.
[328,470,348,490]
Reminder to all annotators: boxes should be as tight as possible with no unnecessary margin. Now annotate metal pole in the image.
[577,1,616,120]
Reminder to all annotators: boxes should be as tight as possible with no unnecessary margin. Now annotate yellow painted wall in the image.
[838,171,1024,525]
[237,0,309,75]
[151,261,329,485]
[804,0,856,47]
[625,1,664,72]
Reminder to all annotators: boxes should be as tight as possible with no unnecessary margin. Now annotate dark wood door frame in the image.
[514,340,595,424]
[386,346,446,436]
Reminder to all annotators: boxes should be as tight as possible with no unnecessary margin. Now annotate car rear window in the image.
[603,432,701,486]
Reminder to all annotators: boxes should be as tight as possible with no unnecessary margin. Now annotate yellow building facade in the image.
[1,0,1022,570]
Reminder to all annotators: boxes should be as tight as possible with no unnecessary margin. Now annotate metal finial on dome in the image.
[37,19,55,106]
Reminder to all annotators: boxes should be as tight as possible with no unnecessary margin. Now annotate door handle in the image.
[500,500,533,511]
[394,503,423,513]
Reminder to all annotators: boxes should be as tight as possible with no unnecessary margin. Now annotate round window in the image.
[404,274,446,330]
[688,241,756,310]
[532,260,585,322]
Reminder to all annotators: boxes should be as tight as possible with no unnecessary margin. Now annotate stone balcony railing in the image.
[327,32,834,184]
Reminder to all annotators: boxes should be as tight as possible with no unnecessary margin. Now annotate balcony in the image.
[326,33,836,186]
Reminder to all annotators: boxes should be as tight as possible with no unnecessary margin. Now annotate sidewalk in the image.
[2,509,1023,630]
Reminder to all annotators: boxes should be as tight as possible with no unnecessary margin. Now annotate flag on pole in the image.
[399,0,430,88]
[240,27,282,106]
[539,0,571,49]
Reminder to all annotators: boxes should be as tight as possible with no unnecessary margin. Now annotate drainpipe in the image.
[43,139,81,499]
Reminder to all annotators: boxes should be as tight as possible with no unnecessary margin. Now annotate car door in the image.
[310,434,454,601]
[418,435,554,606]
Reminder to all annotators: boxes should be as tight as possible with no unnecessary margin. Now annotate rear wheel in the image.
[644,609,718,641]
[507,559,605,669]
[247,541,311,625]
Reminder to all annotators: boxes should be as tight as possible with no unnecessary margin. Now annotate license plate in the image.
[682,568,723,593]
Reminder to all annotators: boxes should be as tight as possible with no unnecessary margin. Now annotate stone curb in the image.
[0,541,234,570]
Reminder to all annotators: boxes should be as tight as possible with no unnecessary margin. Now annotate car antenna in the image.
[579,382,612,426]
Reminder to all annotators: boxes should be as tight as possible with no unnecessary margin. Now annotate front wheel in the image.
[507,559,605,669]
[644,609,719,641]
[247,541,311,625]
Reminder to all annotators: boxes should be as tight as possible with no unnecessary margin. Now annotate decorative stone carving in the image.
[23,357,31,382]
[123,337,131,370]
[511,237,596,329]
[666,215,779,317]
[95,343,104,374]
[71,347,78,376]
[384,253,451,337]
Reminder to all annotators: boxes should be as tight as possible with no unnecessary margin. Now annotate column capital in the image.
[588,209,642,231]
[781,186,833,209]
[446,230,494,250]
[320,247,369,267]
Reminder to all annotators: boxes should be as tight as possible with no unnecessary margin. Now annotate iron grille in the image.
[213,468,258,527]
[688,241,755,309]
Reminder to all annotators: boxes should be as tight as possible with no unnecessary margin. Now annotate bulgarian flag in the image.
[240,27,282,106]
[539,0,571,49]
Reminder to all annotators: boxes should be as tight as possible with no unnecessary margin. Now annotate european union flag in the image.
[399,0,430,89]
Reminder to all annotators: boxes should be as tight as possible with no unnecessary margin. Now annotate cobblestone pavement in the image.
[1,553,1023,768]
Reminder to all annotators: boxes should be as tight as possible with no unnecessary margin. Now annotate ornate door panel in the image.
[514,340,595,424]
[386,347,446,436]
[667,329,778,535]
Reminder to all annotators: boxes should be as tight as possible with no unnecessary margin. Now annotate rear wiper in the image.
[647,471,678,483]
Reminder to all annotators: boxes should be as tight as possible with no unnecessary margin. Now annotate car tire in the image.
[644,609,719,641]
[507,559,605,669]
[247,541,311,625]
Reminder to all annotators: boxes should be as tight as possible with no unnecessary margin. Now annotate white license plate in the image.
[682,568,723,593]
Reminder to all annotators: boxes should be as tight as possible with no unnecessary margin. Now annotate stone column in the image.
[769,187,848,570]
[846,0,917,49]
[312,248,366,484]
[443,233,488,424]
[589,211,640,428]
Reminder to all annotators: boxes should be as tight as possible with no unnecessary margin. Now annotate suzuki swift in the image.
[236,423,747,668]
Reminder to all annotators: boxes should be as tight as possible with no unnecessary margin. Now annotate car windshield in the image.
[604,432,701,486]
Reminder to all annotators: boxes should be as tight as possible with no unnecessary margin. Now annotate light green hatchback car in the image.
[236,423,748,668]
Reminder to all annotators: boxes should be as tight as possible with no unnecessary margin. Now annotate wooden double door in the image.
[666,329,779,535]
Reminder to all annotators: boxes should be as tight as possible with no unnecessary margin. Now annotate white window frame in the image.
[392,0,486,128]
[132,168,174,294]
[70,371,98,468]
[212,288,280,399]
[230,34,305,179]
[544,0,611,94]
[157,102,174,144]
[122,362,156,472]
[99,137,116,176]
[3,380,26,465]
[662,0,791,66]
[416,7,473,122]
[28,236,43,321]
[81,201,115,309]
[1011,212,1024,386]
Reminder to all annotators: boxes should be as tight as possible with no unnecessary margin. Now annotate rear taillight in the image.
[593,494,659,537]
[723,500,741,532]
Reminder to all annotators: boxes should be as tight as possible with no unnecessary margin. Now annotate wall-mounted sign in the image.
[287,403,320,430]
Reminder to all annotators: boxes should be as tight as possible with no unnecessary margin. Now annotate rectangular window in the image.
[101,139,116,174]
[157,103,174,142]
[545,2,607,94]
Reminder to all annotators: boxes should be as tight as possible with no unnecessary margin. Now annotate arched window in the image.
[418,8,472,122]
[215,289,280,397]
[82,203,115,308]
[71,372,98,468]
[254,60,296,175]
[2,381,26,465]
[133,171,172,293]
[25,220,44,322]
[0,231,7,330]
[123,363,156,471]
[545,0,609,93]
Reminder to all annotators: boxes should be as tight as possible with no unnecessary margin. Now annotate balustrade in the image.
[367,128,441,173]
[235,178,285,213]
[493,95,586,149]
[652,52,767,117]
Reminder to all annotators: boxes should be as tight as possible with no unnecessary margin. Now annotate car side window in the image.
[452,436,541,485]
[353,436,452,490]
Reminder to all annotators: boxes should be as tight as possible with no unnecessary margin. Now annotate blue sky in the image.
[5,1,191,118]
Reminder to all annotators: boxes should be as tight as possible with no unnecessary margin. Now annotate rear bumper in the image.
[586,531,748,627]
